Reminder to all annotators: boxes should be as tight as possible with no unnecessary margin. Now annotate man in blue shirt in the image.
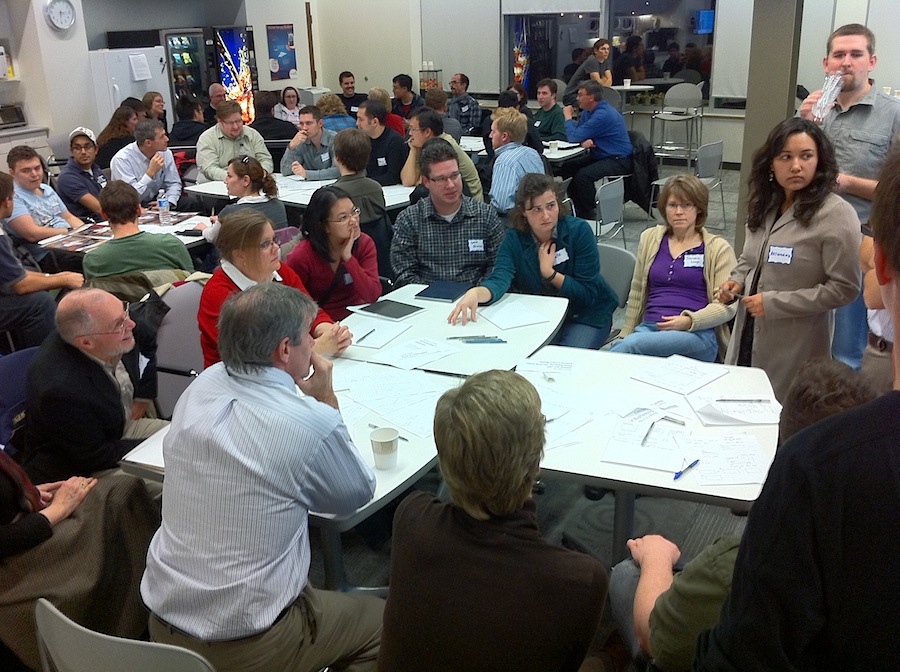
[488,108,545,216]
[562,80,633,219]
[56,127,107,221]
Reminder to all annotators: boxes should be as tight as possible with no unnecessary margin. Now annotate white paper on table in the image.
[682,433,769,485]
[545,406,597,449]
[369,337,460,371]
[336,396,369,432]
[516,357,575,374]
[347,317,412,349]
[532,383,576,420]
[602,409,687,472]
[480,296,550,330]
[378,394,440,438]
[686,393,782,426]
[630,354,729,396]
[649,394,699,423]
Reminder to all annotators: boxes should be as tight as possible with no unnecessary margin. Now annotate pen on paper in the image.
[715,397,769,403]
[356,329,375,343]
[640,420,657,447]
[674,459,700,480]
[461,338,507,344]
[446,335,496,340]
[368,423,408,441]
[661,415,686,425]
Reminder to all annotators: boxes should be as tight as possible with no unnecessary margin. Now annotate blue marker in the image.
[674,459,700,481]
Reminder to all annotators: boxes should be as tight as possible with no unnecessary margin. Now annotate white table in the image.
[517,346,779,563]
[462,134,585,166]
[340,283,569,376]
[458,136,484,153]
[121,361,460,593]
[185,176,415,212]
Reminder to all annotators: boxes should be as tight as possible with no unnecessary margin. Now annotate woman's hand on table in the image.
[313,322,353,355]
[448,288,481,325]
[657,314,692,331]
[742,293,765,317]
[717,281,743,304]
[38,477,97,527]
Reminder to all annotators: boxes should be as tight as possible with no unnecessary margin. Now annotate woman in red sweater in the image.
[285,186,382,320]
[198,209,352,368]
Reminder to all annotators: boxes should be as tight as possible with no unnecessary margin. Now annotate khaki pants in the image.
[149,586,384,672]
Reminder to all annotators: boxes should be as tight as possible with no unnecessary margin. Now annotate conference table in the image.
[37,215,213,254]
[458,135,586,166]
[185,175,415,212]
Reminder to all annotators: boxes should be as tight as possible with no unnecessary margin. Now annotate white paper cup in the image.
[549,141,559,152]
[370,427,399,470]
[623,78,632,88]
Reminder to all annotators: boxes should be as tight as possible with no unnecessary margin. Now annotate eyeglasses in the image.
[222,118,243,126]
[666,203,697,211]
[526,200,559,215]
[78,302,131,338]
[426,171,462,184]
[449,80,461,85]
[259,239,278,251]
[71,143,95,152]
[329,207,361,225]
[409,126,426,134]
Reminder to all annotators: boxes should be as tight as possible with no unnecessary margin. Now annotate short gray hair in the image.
[135,119,164,145]
[218,283,317,373]
[579,80,604,101]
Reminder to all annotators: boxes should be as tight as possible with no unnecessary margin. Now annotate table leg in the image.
[612,489,636,564]
[317,528,389,597]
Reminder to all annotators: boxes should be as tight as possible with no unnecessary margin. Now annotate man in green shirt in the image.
[82,181,193,280]
[533,78,567,142]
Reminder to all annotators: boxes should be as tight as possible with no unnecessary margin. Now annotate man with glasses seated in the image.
[56,127,108,222]
[447,73,481,136]
[196,100,273,183]
[391,138,503,287]
[279,105,340,180]
[20,288,168,485]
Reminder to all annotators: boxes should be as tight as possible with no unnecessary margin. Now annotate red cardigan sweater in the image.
[198,263,332,368]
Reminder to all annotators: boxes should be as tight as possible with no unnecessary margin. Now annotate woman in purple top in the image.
[610,175,737,362]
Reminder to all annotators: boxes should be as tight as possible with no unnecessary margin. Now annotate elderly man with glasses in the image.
[20,288,168,485]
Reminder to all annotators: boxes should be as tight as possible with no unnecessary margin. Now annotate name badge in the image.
[683,253,704,268]
[320,152,331,163]
[377,157,387,166]
[461,105,469,112]
[554,247,570,265]
[350,106,359,113]
[767,245,794,264]
[533,119,542,127]
[468,239,485,252]
[343,273,353,285]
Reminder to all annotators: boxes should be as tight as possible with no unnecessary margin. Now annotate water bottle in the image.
[157,189,171,225]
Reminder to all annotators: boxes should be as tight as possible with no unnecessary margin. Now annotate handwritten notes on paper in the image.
[631,354,729,396]
[689,433,769,485]
[602,408,689,472]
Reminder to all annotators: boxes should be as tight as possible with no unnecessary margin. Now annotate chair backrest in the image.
[0,347,39,449]
[595,176,625,227]
[35,598,216,672]
[695,141,723,180]
[663,83,702,110]
[597,243,637,309]
[600,86,622,110]
[673,68,702,84]
[557,177,575,217]
[155,281,205,419]
[552,79,568,98]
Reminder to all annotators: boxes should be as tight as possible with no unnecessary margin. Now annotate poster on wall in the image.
[267,24,297,81]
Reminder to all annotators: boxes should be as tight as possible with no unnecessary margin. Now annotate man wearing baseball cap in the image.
[57,127,108,221]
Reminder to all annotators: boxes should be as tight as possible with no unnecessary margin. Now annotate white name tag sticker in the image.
[767,245,794,265]
[461,105,469,112]
[343,273,353,284]
[683,253,704,268]
[468,239,485,252]
[320,152,330,163]
[554,247,570,265]
[350,106,359,113]
[377,157,387,166]
[533,119,542,127]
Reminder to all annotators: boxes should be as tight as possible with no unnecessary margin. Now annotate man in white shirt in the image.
[142,282,383,672]
[110,119,182,208]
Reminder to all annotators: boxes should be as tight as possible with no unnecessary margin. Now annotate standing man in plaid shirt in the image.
[448,73,481,136]
[390,139,503,287]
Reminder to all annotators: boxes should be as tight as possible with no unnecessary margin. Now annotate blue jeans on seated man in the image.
[832,288,867,371]
[609,321,718,362]
[550,318,611,350]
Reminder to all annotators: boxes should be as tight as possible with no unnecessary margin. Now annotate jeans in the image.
[550,319,611,350]
[832,288,867,370]
[0,290,56,349]
[609,321,718,362]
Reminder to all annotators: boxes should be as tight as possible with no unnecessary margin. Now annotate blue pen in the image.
[674,459,700,480]
[462,338,507,344]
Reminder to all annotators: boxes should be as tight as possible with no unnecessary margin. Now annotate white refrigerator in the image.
[88,46,173,131]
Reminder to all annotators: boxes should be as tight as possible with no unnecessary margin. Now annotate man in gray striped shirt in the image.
[142,283,382,672]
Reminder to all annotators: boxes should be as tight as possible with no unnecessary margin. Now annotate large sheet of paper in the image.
[630,354,729,395]
[480,295,550,330]
[687,393,782,425]
[686,433,770,485]
[344,317,411,350]
[602,408,688,472]
[369,337,460,371]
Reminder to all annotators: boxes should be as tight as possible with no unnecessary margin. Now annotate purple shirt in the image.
[644,238,708,323]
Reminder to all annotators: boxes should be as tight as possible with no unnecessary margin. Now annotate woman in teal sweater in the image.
[449,173,617,349]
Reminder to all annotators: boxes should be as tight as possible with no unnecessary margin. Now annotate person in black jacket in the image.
[168,96,207,147]
[20,288,167,484]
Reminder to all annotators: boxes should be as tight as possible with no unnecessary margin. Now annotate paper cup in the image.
[549,141,559,152]
[370,427,399,470]
[663,72,671,80]
[623,78,632,88]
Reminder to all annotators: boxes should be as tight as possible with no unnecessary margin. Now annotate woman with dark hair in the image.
[96,106,138,169]
[217,156,288,229]
[610,174,737,362]
[506,82,533,118]
[449,173,617,349]
[719,117,861,401]
[285,185,381,320]
[274,86,301,126]
[199,209,350,368]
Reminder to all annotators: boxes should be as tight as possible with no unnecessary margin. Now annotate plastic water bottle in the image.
[157,189,171,225]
